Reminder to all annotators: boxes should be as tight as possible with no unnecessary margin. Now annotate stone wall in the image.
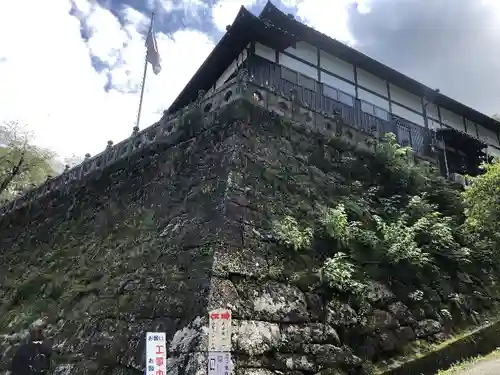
[0,100,497,375]
[381,318,500,375]
[205,104,497,375]
[0,106,239,374]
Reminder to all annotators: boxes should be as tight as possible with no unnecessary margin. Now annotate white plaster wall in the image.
[360,101,373,114]
[487,145,500,159]
[440,108,465,132]
[477,125,500,147]
[215,50,247,89]
[215,62,236,88]
[389,84,423,113]
[320,71,356,96]
[392,103,425,126]
[464,119,478,138]
[357,68,388,97]
[285,41,317,65]
[280,53,317,79]
[255,42,276,62]
[319,50,354,82]
[426,103,439,120]
[358,88,390,111]
[428,118,441,130]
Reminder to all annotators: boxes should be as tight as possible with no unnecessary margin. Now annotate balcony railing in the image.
[248,56,433,156]
[0,61,484,219]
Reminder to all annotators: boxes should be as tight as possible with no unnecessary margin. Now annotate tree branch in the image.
[0,153,25,195]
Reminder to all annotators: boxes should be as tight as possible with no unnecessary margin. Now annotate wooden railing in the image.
[0,63,440,217]
[249,56,433,157]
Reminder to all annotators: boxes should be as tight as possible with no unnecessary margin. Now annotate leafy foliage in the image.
[374,214,430,267]
[317,204,353,246]
[463,160,500,235]
[272,131,498,296]
[462,159,500,260]
[272,215,313,251]
[0,121,56,203]
[321,252,365,294]
[371,133,430,195]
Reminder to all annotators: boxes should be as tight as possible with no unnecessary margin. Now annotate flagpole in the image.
[135,12,155,129]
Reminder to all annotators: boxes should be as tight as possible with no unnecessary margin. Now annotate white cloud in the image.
[0,0,360,162]
[290,0,372,45]
[211,0,364,43]
[212,0,257,31]
[0,0,215,160]
[158,0,207,14]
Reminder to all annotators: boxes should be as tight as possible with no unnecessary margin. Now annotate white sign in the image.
[208,309,232,352]
[145,332,167,375]
[208,351,232,375]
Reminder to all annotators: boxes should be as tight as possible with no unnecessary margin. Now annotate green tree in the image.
[462,160,500,240]
[0,121,56,203]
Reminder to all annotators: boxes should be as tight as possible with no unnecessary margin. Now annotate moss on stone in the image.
[0,100,499,375]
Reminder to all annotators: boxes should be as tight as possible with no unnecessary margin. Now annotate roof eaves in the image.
[167,6,254,113]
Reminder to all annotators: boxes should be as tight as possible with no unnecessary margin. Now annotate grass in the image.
[375,313,500,375]
[435,348,500,374]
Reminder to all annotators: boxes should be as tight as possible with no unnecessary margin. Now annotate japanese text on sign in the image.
[208,308,232,352]
[146,332,167,375]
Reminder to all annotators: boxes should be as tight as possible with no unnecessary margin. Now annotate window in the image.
[374,106,389,121]
[338,91,354,107]
[361,100,388,120]
[323,84,338,100]
[361,101,374,114]
[299,74,316,91]
[281,66,298,83]
[477,124,500,147]
[323,83,353,107]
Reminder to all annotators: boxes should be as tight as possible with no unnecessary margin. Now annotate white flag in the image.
[146,19,161,75]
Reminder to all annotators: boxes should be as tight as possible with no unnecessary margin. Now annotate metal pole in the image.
[135,12,155,129]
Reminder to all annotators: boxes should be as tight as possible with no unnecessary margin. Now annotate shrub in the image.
[375,215,431,267]
[318,204,352,246]
[322,252,365,294]
[463,160,500,237]
[272,215,313,251]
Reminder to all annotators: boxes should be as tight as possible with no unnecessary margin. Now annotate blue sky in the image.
[0,0,499,162]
